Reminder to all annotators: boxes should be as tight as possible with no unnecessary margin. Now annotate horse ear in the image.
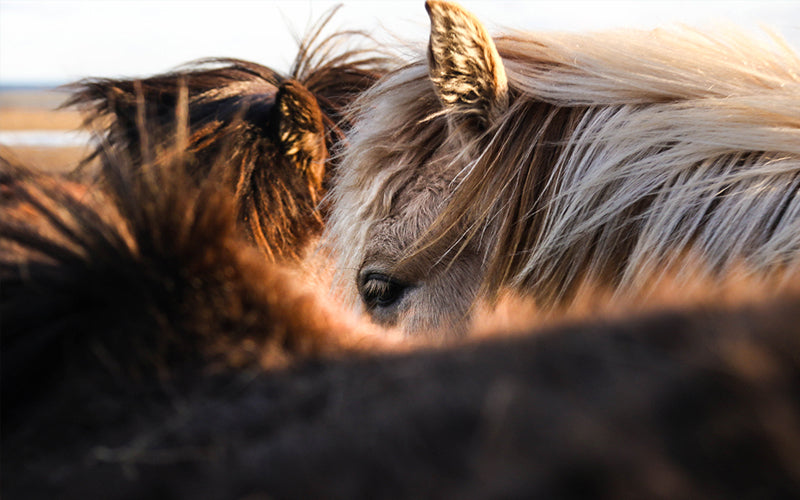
[273,80,327,189]
[426,0,508,131]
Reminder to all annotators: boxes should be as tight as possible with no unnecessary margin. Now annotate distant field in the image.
[0,108,84,131]
[0,88,70,109]
[0,88,91,172]
[0,145,92,173]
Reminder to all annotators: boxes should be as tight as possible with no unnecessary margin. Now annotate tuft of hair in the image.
[64,7,392,262]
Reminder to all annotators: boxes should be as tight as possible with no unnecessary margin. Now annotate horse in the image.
[5,194,800,498]
[66,8,390,262]
[4,111,800,500]
[325,0,800,336]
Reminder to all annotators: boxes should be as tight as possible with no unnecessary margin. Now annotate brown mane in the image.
[66,9,392,262]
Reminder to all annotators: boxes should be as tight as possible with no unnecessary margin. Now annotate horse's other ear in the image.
[273,79,327,189]
[426,0,508,132]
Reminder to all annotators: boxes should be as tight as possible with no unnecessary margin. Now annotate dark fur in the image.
[3,155,800,498]
[65,12,389,261]
[0,148,387,451]
[4,272,800,498]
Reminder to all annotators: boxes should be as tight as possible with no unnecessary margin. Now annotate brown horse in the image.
[67,9,390,262]
[4,120,800,500]
[5,186,800,498]
[325,0,800,336]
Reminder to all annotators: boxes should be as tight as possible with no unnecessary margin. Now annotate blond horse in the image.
[325,0,800,336]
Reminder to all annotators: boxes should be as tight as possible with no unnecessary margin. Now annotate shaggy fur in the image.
[3,123,800,500]
[0,150,401,455]
[67,9,390,261]
[325,0,800,335]
[4,279,800,498]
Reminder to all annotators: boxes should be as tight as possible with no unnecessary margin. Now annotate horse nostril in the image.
[359,272,409,309]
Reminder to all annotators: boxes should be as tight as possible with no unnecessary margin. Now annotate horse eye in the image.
[359,273,408,309]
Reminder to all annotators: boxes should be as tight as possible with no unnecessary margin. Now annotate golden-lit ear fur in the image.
[272,79,327,191]
[425,0,509,131]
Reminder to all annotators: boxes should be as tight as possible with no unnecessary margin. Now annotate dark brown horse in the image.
[4,141,800,498]
[4,171,800,499]
[67,9,390,262]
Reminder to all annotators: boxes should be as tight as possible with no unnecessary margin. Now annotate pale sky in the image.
[1,0,799,85]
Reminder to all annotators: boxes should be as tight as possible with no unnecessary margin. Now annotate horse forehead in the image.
[359,180,447,262]
[395,153,458,202]
[365,201,438,261]
[393,170,454,224]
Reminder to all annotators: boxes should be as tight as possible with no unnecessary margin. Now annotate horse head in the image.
[325,0,800,337]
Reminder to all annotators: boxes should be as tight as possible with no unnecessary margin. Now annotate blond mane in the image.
[327,18,800,319]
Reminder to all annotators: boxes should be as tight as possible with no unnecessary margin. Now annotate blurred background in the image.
[1,0,798,168]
